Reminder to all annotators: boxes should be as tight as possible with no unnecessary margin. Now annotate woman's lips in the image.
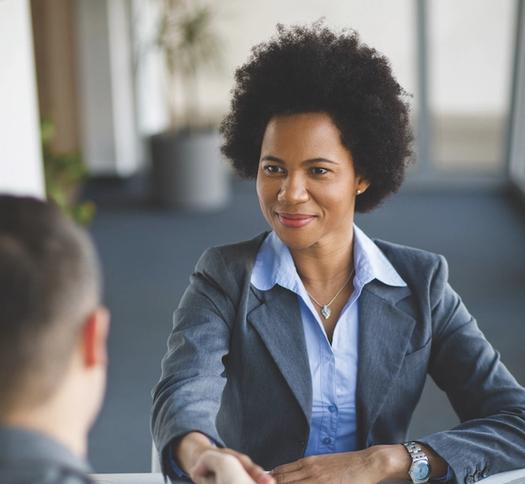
[276,212,316,228]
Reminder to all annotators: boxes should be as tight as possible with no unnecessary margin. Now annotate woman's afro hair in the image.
[220,22,413,212]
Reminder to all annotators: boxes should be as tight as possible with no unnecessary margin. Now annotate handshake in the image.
[192,449,275,484]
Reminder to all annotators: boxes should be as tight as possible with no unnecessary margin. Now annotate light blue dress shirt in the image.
[251,224,407,456]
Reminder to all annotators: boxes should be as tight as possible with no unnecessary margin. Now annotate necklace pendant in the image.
[320,305,331,319]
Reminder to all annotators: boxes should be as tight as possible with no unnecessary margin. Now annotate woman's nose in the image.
[277,174,309,204]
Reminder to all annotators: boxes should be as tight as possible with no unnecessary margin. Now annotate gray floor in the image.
[86,178,525,473]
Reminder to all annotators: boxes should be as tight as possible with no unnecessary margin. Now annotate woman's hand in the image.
[271,443,447,483]
[191,449,275,484]
[270,448,385,484]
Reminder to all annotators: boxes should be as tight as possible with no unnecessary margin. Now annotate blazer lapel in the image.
[356,281,415,447]
[247,285,312,422]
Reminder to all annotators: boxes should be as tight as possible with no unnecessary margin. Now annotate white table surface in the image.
[92,468,525,484]
[92,474,165,484]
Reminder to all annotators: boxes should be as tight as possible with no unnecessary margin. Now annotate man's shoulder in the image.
[0,427,92,484]
[0,464,92,484]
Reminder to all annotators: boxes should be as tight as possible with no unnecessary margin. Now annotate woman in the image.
[151,23,525,484]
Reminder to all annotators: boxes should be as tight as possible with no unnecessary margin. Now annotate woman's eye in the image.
[263,165,284,174]
[311,167,329,175]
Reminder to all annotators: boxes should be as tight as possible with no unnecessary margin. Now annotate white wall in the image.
[75,0,141,175]
[131,0,169,136]
[430,0,515,115]
[0,0,44,197]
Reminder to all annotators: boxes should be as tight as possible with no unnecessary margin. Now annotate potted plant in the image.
[149,0,229,210]
[41,120,95,226]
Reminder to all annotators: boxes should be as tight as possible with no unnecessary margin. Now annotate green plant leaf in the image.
[41,120,95,226]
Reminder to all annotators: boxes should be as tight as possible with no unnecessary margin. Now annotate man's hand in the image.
[191,449,275,484]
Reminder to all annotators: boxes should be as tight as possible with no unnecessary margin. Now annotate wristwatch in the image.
[403,441,431,484]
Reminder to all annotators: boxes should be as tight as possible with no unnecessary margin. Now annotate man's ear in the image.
[82,306,110,368]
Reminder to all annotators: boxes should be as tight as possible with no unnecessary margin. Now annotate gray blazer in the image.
[151,232,525,483]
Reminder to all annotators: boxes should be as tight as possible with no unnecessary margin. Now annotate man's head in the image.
[0,195,108,432]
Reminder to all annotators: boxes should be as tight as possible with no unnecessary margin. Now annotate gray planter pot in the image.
[149,129,230,210]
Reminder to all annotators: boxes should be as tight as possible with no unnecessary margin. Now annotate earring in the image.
[356,189,362,195]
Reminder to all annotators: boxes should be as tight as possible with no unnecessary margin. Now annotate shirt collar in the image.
[251,231,298,292]
[251,224,406,291]
[353,224,406,287]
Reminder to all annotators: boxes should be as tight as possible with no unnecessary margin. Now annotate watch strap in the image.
[403,441,431,484]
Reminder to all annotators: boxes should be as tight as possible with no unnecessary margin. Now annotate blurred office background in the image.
[1,0,525,473]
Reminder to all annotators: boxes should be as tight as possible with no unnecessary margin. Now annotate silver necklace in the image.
[306,268,355,320]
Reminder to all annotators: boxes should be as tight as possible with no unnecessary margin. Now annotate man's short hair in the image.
[0,195,102,414]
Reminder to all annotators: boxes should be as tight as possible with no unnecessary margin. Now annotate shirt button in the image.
[328,405,337,413]
[322,437,332,445]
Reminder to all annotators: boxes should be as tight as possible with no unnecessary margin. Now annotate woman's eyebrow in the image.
[260,155,285,163]
[260,155,338,165]
[303,157,338,165]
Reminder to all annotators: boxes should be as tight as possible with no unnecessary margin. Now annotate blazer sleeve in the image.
[151,247,237,476]
[417,255,525,483]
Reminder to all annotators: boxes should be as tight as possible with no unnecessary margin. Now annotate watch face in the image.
[412,460,431,481]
